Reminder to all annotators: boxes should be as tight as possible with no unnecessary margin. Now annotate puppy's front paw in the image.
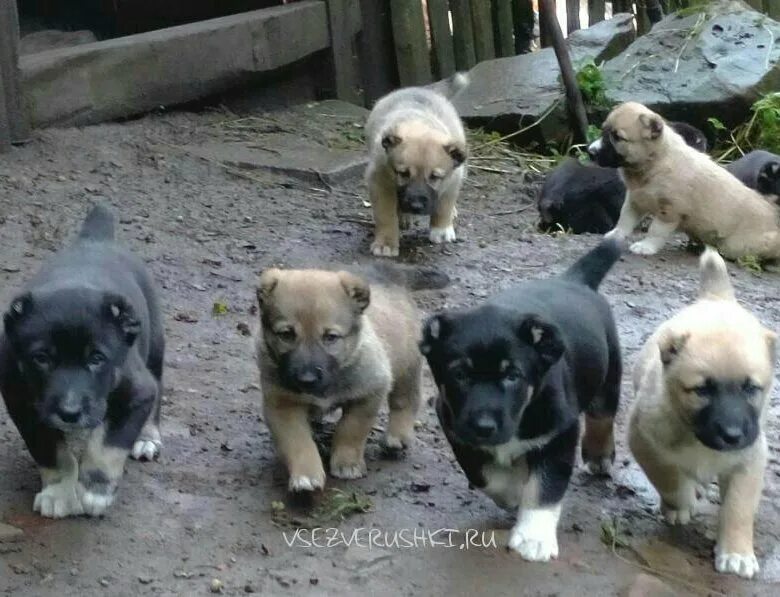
[79,487,116,517]
[583,457,613,477]
[429,226,456,244]
[604,228,625,241]
[714,547,759,579]
[289,473,325,492]
[383,432,413,452]
[507,509,560,562]
[370,240,399,257]
[330,447,367,480]
[34,481,85,518]
[661,502,695,526]
[629,240,661,255]
[131,439,162,461]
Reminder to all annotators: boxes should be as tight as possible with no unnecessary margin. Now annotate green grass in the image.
[575,60,610,109]
[709,93,780,163]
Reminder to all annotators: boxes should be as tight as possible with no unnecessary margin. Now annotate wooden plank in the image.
[493,0,515,57]
[389,0,432,86]
[538,0,553,48]
[428,0,457,78]
[470,0,495,62]
[512,0,534,54]
[451,0,477,70]
[743,0,763,10]
[566,0,580,34]
[636,1,650,35]
[326,0,362,105]
[768,0,780,20]
[358,0,397,104]
[588,0,605,25]
[0,0,26,148]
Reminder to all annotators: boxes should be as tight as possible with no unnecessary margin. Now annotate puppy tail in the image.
[79,203,115,242]
[563,237,625,290]
[362,262,451,291]
[699,246,735,301]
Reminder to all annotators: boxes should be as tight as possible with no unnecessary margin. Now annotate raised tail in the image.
[562,237,625,290]
[78,204,115,242]
[698,246,735,301]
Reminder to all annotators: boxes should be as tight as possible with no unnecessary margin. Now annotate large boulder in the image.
[449,14,635,143]
[602,0,780,129]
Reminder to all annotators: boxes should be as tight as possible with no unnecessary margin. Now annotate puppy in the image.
[256,267,426,491]
[0,205,164,518]
[420,239,623,562]
[726,150,780,199]
[364,75,469,257]
[539,123,707,234]
[588,102,780,260]
[628,248,775,579]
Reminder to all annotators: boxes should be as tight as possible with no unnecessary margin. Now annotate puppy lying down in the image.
[726,149,780,199]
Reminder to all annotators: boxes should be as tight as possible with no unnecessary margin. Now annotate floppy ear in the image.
[103,294,141,344]
[256,268,281,310]
[381,133,402,151]
[3,293,33,335]
[639,114,664,140]
[658,330,689,366]
[758,162,780,184]
[517,315,564,368]
[444,142,467,166]
[420,314,450,356]
[338,271,371,313]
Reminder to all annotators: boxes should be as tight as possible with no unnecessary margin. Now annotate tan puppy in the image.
[255,268,422,491]
[629,247,776,579]
[588,102,780,260]
[364,77,468,257]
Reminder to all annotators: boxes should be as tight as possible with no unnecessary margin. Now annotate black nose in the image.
[295,368,323,390]
[471,413,498,439]
[57,402,83,424]
[587,146,599,161]
[716,423,743,446]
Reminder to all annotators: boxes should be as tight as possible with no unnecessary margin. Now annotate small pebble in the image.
[210,578,224,594]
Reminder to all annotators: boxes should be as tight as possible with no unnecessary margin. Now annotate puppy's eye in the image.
[275,327,296,342]
[322,331,342,344]
[742,379,762,395]
[610,130,627,143]
[504,369,521,383]
[687,379,716,397]
[395,168,410,178]
[429,172,443,182]
[451,367,470,384]
[87,351,107,368]
[31,352,51,368]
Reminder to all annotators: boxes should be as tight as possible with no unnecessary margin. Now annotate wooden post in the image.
[538,0,553,48]
[743,0,763,10]
[512,0,534,54]
[539,0,588,142]
[588,0,605,25]
[566,0,580,34]
[646,0,664,24]
[326,0,362,105]
[0,0,25,150]
[427,0,457,78]
[471,0,496,62]
[359,0,398,104]
[451,0,477,70]
[767,0,780,19]
[493,0,514,57]
[390,0,432,86]
[636,1,650,35]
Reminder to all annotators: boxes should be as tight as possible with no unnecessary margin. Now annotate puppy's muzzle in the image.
[456,409,505,445]
[397,182,437,215]
[46,391,94,429]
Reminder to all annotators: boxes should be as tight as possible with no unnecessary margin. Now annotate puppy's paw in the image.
[330,454,368,480]
[79,487,115,517]
[583,457,613,477]
[429,226,456,244]
[383,432,413,453]
[370,240,399,257]
[661,503,695,526]
[507,509,560,562]
[629,240,661,256]
[604,228,625,241]
[289,473,325,493]
[714,547,759,579]
[131,439,162,461]
[34,481,85,518]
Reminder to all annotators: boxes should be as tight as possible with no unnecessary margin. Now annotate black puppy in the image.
[420,239,623,562]
[0,205,164,518]
[725,150,780,198]
[539,122,707,234]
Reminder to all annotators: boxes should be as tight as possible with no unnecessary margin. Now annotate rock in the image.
[0,523,23,543]
[624,573,677,597]
[602,0,780,129]
[20,30,98,56]
[448,14,635,142]
[210,578,224,593]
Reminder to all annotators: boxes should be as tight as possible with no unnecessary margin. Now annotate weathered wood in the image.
[767,0,780,20]
[451,0,477,70]
[493,0,515,57]
[326,0,362,105]
[636,1,650,35]
[646,0,664,24]
[428,0,457,78]
[390,0,432,86]
[566,0,581,34]
[512,0,534,54]
[358,0,397,104]
[538,0,553,48]
[471,0,496,62]
[743,0,763,10]
[588,0,606,25]
[539,0,588,142]
[0,0,25,149]
[21,1,360,128]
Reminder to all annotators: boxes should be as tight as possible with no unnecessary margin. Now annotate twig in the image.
[471,100,562,152]
[470,164,514,174]
[486,205,534,216]
[764,24,775,72]
[674,14,705,74]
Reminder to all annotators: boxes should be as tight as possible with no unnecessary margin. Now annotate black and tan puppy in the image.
[0,205,164,518]
[420,239,623,562]
[539,122,707,234]
[726,150,780,199]
[629,248,775,579]
[256,267,429,491]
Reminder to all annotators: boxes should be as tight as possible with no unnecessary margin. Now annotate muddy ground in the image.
[0,107,778,597]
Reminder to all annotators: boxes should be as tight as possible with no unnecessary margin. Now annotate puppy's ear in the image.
[382,133,402,151]
[517,315,564,368]
[3,293,33,335]
[103,294,141,344]
[766,330,777,360]
[444,142,467,166]
[658,330,689,365]
[257,268,281,310]
[420,314,449,356]
[758,162,780,184]
[639,114,664,140]
[338,271,371,313]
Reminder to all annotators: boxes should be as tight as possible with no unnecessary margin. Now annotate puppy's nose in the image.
[295,368,323,390]
[407,194,428,212]
[56,402,83,424]
[471,413,498,439]
[716,423,743,446]
[587,138,603,161]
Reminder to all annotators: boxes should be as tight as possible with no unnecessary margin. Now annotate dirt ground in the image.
[0,107,779,597]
